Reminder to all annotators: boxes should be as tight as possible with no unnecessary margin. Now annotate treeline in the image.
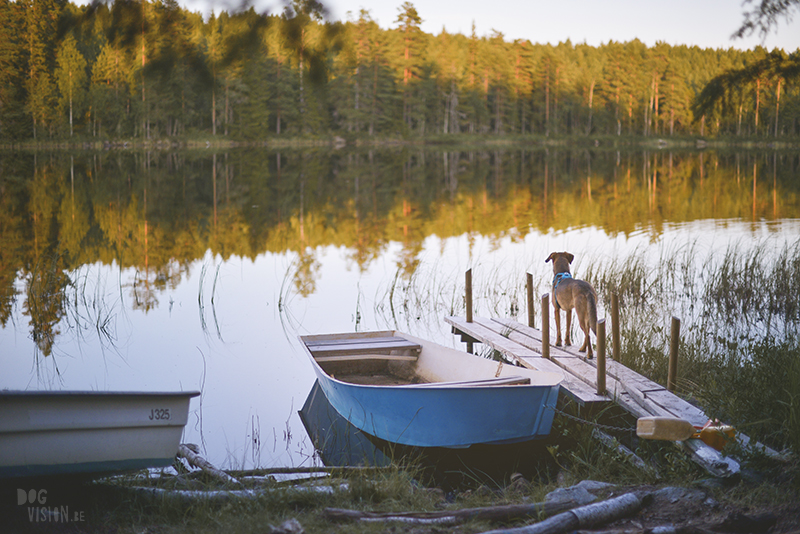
[1,0,799,141]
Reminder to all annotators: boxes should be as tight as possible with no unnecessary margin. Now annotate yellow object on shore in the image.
[636,416,696,441]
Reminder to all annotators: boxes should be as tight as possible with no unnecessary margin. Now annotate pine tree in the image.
[24,0,63,139]
[394,1,423,130]
[0,0,25,137]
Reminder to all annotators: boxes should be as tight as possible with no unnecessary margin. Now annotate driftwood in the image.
[227,466,389,476]
[125,483,349,504]
[324,499,577,526]
[177,444,242,487]
[479,492,648,534]
[572,510,778,534]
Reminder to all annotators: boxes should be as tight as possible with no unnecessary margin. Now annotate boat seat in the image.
[306,336,422,357]
[404,375,532,388]
[314,354,419,363]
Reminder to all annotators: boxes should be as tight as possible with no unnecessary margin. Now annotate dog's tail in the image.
[588,293,598,335]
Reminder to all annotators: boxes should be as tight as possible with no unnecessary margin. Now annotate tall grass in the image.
[585,239,800,455]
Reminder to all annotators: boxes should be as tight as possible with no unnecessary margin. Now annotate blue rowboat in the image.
[0,390,199,479]
[299,331,562,448]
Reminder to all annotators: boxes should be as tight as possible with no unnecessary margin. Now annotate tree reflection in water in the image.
[2,147,799,356]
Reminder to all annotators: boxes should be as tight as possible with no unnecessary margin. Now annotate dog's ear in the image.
[565,252,574,264]
[545,252,555,263]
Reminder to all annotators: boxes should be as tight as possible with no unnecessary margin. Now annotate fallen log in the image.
[123,482,349,504]
[227,466,389,476]
[177,444,242,487]
[479,492,648,534]
[324,499,577,526]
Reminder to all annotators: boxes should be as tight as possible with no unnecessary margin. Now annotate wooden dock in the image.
[445,315,744,478]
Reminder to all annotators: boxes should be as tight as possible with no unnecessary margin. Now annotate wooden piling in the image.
[611,293,620,362]
[597,319,606,395]
[466,269,473,323]
[542,293,550,360]
[668,316,680,392]
[526,273,535,328]
[465,269,473,353]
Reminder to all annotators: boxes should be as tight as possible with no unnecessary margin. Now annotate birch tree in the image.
[55,35,87,137]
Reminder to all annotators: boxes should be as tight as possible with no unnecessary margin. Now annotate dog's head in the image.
[545,252,574,274]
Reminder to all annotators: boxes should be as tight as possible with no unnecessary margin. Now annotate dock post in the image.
[597,319,606,395]
[466,268,473,323]
[465,269,473,353]
[668,316,680,392]
[526,273,535,328]
[611,293,620,362]
[541,293,550,360]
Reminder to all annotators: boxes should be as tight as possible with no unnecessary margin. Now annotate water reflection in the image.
[1,147,798,468]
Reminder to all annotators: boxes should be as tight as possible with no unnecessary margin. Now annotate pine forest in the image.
[1,0,799,142]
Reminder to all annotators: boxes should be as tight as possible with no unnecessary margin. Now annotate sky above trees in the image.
[173,0,800,50]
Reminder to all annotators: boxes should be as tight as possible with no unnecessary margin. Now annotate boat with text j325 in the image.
[0,390,199,479]
[299,330,563,449]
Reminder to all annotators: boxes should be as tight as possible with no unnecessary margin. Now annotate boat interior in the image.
[304,334,533,388]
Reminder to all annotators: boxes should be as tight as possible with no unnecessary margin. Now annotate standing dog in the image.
[545,252,598,359]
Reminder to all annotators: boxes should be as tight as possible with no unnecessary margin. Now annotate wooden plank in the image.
[307,338,421,356]
[614,391,656,419]
[306,336,397,347]
[495,317,667,395]
[635,389,708,427]
[678,439,740,478]
[404,376,531,388]
[314,354,419,363]
[445,316,609,406]
[516,358,610,406]
[480,317,625,399]
[446,316,544,363]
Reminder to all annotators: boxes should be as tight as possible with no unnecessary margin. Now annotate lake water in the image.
[1,147,798,469]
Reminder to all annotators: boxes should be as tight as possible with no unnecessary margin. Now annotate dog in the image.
[545,252,598,359]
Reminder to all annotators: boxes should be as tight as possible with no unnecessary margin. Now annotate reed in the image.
[585,238,800,454]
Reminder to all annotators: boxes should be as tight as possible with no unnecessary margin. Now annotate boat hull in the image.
[301,331,561,448]
[0,391,199,480]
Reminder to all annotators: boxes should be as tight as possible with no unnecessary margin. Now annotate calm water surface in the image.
[1,147,798,468]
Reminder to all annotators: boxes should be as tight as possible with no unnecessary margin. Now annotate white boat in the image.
[0,390,199,479]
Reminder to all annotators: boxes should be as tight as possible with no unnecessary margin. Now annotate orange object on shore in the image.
[694,419,736,451]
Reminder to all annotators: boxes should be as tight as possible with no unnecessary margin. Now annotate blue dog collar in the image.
[553,272,572,288]
[552,272,572,308]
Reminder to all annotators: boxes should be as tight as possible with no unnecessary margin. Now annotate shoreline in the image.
[2,134,800,152]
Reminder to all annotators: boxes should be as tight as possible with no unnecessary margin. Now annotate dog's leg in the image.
[554,305,562,347]
[564,309,572,346]
[577,312,593,359]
